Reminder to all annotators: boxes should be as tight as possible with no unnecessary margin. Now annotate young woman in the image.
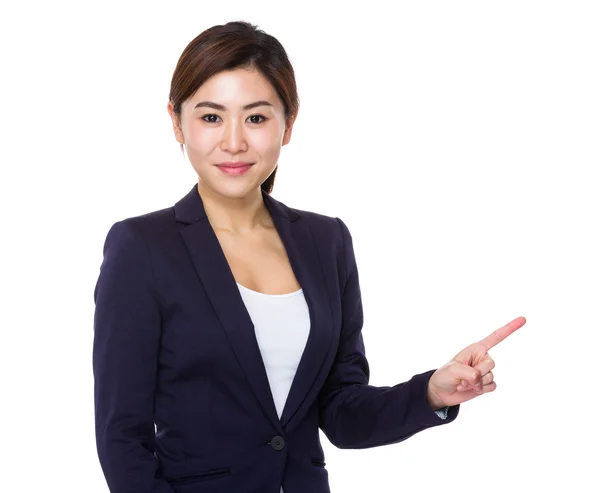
[92,20,526,493]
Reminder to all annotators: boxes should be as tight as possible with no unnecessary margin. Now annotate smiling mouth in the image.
[217,163,253,175]
[216,162,254,168]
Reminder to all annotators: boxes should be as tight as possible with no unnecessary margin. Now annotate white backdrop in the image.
[1,1,598,491]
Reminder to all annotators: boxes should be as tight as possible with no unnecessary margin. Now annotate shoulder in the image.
[280,200,354,261]
[105,205,177,236]
[282,201,351,243]
[119,205,175,230]
[99,205,178,261]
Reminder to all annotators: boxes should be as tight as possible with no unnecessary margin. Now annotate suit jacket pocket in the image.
[311,457,326,467]
[169,467,232,485]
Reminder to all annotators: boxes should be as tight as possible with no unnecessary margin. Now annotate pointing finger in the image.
[479,316,526,351]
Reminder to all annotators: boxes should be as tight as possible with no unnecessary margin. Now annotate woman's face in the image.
[168,67,295,199]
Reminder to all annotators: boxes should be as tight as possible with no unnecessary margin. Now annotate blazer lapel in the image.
[174,184,334,431]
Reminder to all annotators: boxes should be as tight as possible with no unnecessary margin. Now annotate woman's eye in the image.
[201,114,221,123]
[248,114,267,124]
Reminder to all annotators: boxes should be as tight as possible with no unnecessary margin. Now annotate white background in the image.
[1,1,599,491]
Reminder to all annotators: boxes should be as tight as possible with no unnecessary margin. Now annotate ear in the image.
[282,114,297,146]
[167,100,185,145]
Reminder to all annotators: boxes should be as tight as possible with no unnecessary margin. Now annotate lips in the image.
[217,162,253,168]
[217,163,253,175]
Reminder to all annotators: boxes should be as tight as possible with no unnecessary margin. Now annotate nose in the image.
[220,118,248,154]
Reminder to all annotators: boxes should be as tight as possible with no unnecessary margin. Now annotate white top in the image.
[236,281,310,419]
[236,281,310,493]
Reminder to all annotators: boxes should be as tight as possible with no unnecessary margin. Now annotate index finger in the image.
[479,316,526,350]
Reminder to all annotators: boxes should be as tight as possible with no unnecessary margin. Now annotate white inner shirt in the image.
[236,281,310,493]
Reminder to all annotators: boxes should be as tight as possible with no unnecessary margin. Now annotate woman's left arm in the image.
[317,218,459,450]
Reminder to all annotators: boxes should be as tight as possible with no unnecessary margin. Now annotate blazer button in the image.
[270,436,285,451]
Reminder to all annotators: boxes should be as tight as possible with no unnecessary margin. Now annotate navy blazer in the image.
[93,183,459,493]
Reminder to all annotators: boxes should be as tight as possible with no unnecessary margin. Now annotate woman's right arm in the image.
[93,220,174,493]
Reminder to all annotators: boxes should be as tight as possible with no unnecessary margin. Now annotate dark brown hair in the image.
[169,21,300,194]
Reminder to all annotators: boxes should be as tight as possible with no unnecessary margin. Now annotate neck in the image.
[197,181,272,234]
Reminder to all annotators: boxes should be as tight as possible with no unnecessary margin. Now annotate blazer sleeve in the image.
[317,217,459,449]
[93,220,175,493]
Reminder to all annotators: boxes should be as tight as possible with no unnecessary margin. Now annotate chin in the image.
[201,178,262,200]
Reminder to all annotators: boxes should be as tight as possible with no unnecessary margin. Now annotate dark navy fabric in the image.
[93,184,459,493]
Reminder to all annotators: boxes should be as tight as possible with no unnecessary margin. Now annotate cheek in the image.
[249,128,283,156]
[185,122,217,150]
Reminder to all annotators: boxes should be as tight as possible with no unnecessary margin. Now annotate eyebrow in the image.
[193,100,274,111]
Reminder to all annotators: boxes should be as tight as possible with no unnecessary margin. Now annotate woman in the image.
[92,20,526,493]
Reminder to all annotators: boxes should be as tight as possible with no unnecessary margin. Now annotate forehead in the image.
[189,68,281,107]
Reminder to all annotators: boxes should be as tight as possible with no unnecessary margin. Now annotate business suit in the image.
[93,183,460,493]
